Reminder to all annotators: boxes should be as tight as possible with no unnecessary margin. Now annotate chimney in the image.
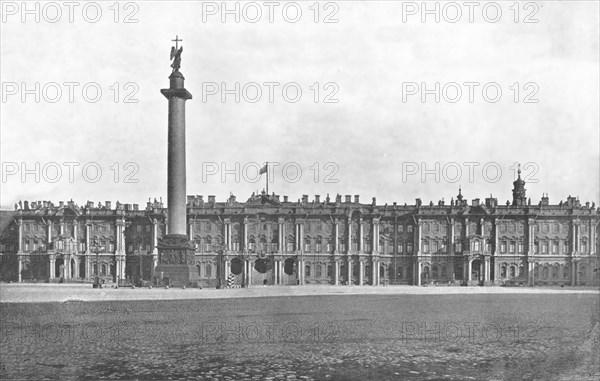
[198,195,204,204]
[485,197,497,208]
[283,196,289,203]
[208,195,216,203]
[187,195,194,205]
[315,195,320,203]
[229,194,237,203]
[133,204,139,211]
[354,195,360,204]
[302,195,309,203]
[105,201,111,209]
[336,194,342,204]
[274,195,280,202]
[472,198,480,206]
[415,198,422,207]
[345,195,352,203]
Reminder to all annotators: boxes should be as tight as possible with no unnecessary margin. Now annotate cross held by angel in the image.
[170,35,183,72]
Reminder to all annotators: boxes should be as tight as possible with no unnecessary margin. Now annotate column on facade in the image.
[47,221,52,246]
[17,219,23,253]
[278,218,284,253]
[591,222,596,255]
[49,255,55,280]
[333,218,339,253]
[484,259,490,282]
[85,223,91,279]
[416,260,421,286]
[571,260,577,286]
[358,218,363,253]
[468,259,472,281]
[347,258,352,285]
[243,217,248,251]
[449,218,455,278]
[347,215,352,253]
[334,261,339,285]
[528,262,534,286]
[73,223,78,250]
[17,254,22,282]
[152,219,158,277]
[189,220,194,242]
[373,219,379,254]
[372,258,377,286]
[528,219,535,255]
[415,220,422,255]
[247,259,252,286]
[359,261,364,285]
[225,259,230,283]
[279,260,283,285]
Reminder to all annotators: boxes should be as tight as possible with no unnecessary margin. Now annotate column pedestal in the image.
[156,234,198,287]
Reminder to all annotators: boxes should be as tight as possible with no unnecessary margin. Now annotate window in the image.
[205,264,212,278]
[206,237,213,252]
[552,242,558,254]
[407,243,413,253]
[473,241,480,252]
[432,241,438,253]
[316,264,322,278]
[581,239,588,253]
[563,266,569,278]
[407,226,413,233]
[541,241,548,254]
[304,239,310,252]
[552,266,558,279]
[326,243,331,252]
[422,241,429,253]
[501,266,507,278]
[500,242,506,253]
[364,241,371,253]
[509,241,515,254]
[398,243,403,254]
[510,266,516,278]
[518,243,524,254]
[137,226,142,233]
[398,225,404,233]
[305,264,311,277]
[441,266,447,278]
[339,243,346,252]
[441,242,447,253]
[248,238,255,252]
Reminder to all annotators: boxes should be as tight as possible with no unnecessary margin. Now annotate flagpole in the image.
[266,162,269,194]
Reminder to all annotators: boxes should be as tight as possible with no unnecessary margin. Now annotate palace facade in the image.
[1,174,599,287]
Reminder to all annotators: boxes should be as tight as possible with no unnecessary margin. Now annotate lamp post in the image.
[90,238,105,288]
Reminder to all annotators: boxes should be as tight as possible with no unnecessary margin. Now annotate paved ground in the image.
[0,285,598,380]
[1,283,598,303]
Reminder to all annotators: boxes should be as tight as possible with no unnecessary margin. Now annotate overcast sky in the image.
[1,1,598,209]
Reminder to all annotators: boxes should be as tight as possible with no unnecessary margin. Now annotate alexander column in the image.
[155,36,198,287]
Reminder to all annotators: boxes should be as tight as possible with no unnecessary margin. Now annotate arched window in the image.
[205,236,212,252]
[552,266,558,279]
[315,264,322,278]
[563,266,570,279]
[581,238,588,254]
[580,265,587,278]
[327,264,333,277]
[304,238,311,252]
[501,265,507,278]
[305,264,311,277]
[423,240,429,253]
[205,264,212,278]
[441,266,447,278]
[542,266,549,279]
[397,266,403,279]
[518,265,524,277]
[260,237,267,253]
[101,264,107,276]
[248,237,256,252]
[197,264,201,276]
[432,265,439,279]
[510,266,516,278]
